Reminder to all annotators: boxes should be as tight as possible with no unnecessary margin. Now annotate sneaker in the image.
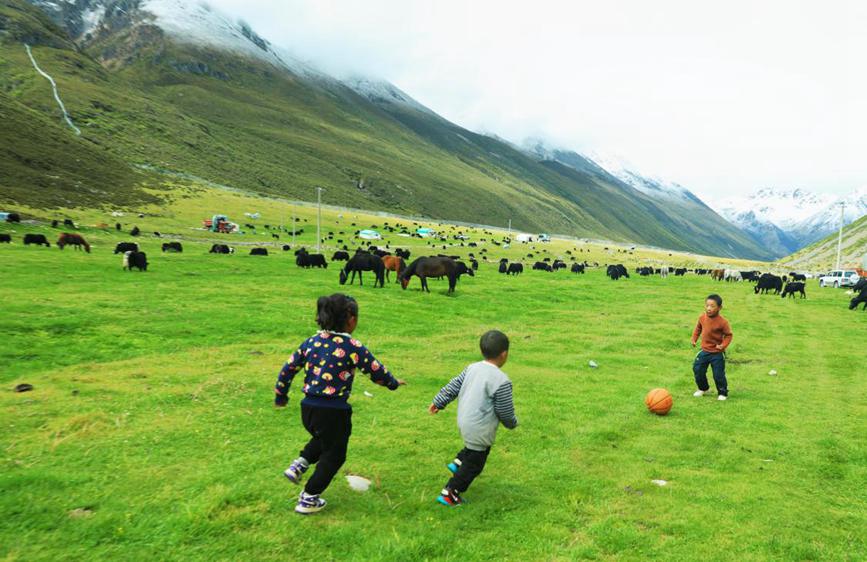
[295,492,327,514]
[718,394,728,401]
[693,390,706,397]
[284,459,309,485]
[446,461,460,475]
[436,488,463,507]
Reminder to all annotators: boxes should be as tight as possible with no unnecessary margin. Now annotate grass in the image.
[0,192,864,561]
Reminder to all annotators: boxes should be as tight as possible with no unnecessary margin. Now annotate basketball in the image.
[645,388,672,415]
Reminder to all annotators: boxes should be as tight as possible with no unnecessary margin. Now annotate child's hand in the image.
[428,404,440,415]
[691,341,696,347]
[715,344,724,351]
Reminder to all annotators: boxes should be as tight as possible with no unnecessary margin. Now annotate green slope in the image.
[1,0,771,259]
[780,214,867,270]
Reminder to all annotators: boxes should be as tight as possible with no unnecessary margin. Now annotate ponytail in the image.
[316,293,358,331]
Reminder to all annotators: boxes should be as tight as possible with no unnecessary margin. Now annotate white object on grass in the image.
[768,369,778,376]
[651,479,668,486]
[363,391,374,397]
[588,360,598,368]
[346,475,371,492]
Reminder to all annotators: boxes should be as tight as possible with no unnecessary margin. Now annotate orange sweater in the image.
[692,313,732,353]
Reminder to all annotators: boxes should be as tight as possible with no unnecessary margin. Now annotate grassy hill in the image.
[1,0,772,260]
[0,192,863,560]
[780,214,867,271]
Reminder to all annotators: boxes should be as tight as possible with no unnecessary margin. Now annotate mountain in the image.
[718,187,867,256]
[1,0,772,259]
[781,213,867,271]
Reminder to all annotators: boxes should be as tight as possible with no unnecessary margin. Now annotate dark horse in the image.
[57,233,90,253]
[400,256,458,294]
[339,253,385,288]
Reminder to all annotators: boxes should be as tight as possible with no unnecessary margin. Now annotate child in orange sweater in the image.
[691,294,733,401]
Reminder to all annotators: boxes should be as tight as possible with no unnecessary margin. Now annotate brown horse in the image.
[57,232,90,253]
[399,256,458,294]
[382,255,406,283]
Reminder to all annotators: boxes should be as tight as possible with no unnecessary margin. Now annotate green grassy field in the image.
[0,197,864,561]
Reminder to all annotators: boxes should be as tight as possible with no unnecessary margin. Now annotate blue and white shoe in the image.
[446,459,461,474]
[284,458,309,485]
[295,492,327,514]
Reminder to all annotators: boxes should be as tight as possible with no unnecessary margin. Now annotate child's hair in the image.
[480,330,509,359]
[706,294,723,307]
[316,293,358,331]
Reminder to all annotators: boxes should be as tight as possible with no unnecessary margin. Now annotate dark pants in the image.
[299,404,352,495]
[693,350,728,396]
[446,447,491,493]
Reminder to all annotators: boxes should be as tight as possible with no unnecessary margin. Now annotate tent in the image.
[515,233,534,243]
[416,228,436,237]
[538,233,551,242]
[358,229,382,240]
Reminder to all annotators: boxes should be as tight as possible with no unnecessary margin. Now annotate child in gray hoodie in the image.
[429,330,518,506]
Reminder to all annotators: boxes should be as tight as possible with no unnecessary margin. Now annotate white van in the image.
[818,270,860,288]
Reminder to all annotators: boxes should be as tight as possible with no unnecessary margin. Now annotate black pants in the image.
[446,447,490,493]
[693,350,728,396]
[299,404,352,495]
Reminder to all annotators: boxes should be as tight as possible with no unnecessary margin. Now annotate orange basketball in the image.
[645,388,673,415]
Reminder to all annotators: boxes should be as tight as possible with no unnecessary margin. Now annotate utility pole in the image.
[291,205,296,247]
[316,187,324,254]
[835,202,845,270]
[507,219,511,238]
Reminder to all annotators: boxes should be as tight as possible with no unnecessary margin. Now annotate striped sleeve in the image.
[432,368,467,409]
[493,381,518,429]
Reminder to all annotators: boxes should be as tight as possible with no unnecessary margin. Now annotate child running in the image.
[275,293,405,514]
[429,330,518,506]
[691,293,733,401]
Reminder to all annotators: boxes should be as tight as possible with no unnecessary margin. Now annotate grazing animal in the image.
[674,268,687,276]
[63,219,75,228]
[789,272,807,282]
[51,220,59,228]
[533,261,553,272]
[23,234,50,247]
[209,244,233,254]
[571,263,585,274]
[0,234,11,243]
[115,223,122,231]
[115,242,138,254]
[849,280,867,310]
[6,213,21,223]
[607,264,629,280]
[124,251,148,271]
[331,251,350,261]
[400,256,458,294]
[339,253,385,287]
[711,269,725,281]
[57,233,90,252]
[498,260,509,274]
[781,282,806,299]
[755,273,783,295]
[250,248,269,256]
[382,255,406,282]
[453,261,474,279]
[660,266,669,278]
[724,269,742,282]
[552,260,567,271]
[470,258,479,271]
[395,248,411,259]
[130,226,140,236]
[507,263,524,275]
[295,248,327,268]
[162,242,183,253]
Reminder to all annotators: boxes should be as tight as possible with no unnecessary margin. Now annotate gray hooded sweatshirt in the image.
[432,361,518,450]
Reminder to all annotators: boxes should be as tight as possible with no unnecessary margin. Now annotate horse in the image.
[339,253,385,287]
[400,256,458,294]
[57,233,90,253]
[381,255,406,282]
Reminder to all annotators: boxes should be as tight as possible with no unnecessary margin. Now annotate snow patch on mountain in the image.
[584,150,694,202]
[341,76,436,115]
[717,188,836,231]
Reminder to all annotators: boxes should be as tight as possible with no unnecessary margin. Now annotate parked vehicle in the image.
[818,270,860,288]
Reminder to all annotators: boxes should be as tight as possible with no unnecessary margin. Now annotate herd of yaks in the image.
[3,227,866,309]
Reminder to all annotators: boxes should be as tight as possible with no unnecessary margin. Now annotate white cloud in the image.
[207,0,867,197]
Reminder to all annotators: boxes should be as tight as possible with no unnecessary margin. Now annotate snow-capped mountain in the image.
[717,187,867,255]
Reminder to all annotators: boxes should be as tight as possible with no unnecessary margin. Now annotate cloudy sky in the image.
[209,0,865,199]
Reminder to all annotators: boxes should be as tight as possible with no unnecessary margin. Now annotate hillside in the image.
[0,0,772,259]
[780,214,867,271]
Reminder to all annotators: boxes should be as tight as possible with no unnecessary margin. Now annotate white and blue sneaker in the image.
[295,491,327,514]
[284,458,309,485]
[446,461,460,474]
